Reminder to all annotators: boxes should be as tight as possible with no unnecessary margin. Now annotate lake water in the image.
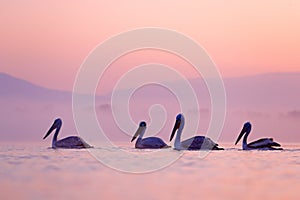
[1,143,300,199]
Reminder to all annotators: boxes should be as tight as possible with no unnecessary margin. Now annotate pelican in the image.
[235,122,283,150]
[169,114,223,150]
[43,118,92,149]
[131,121,170,149]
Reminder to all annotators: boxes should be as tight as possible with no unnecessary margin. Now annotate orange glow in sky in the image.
[0,1,299,91]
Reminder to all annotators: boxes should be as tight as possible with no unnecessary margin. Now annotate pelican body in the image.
[235,122,283,150]
[170,114,223,150]
[43,118,92,149]
[131,122,169,149]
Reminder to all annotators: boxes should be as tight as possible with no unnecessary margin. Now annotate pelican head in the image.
[131,121,147,142]
[235,122,252,145]
[170,113,184,141]
[43,118,62,139]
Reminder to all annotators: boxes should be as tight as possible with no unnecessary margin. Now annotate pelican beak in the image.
[235,126,246,145]
[170,119,181,141]
[43,121,57,139]
[131,127,142,142]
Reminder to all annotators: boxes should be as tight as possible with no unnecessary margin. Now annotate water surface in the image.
[1,143,299,199]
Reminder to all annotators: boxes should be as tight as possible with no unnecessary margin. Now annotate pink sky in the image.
[1,1,300,92]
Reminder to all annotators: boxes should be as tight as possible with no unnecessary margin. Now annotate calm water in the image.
[1,143,300,200]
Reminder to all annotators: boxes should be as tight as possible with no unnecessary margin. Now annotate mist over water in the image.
[1,72,300,143]
[1,143,299,199]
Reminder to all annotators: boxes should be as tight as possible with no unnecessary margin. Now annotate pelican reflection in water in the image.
[235,122,283,150]
[131,121,170,149]
[43,118,92,149]
[170,114,223,150]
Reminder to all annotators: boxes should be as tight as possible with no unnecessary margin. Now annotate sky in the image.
[1,1,300,143]
[1,1,300,92]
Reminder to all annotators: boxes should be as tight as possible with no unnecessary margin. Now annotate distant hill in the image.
[0,73,71,102]
[2,72,300,108]
[224,73,300,109]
